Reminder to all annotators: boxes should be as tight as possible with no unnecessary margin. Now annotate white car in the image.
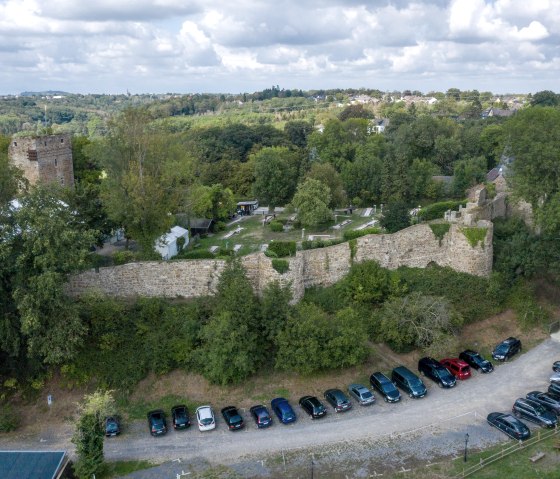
[196,405,216,432]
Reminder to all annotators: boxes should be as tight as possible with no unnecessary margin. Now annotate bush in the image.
[0,403,20,432]
[417,200,467,222]
[213,221,227,232]
[461,227,488,247]
[338,261,402,306]
[343,227,382,241]
[267,241,297,257]
[429,223,451,244]
[507,280,551,330]
[301,238,344,250]
[112,250,137,265]
[175,250,216,259]
[271,259,290,274]
[269,221,284,232]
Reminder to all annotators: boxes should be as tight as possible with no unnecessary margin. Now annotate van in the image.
[391,366,427,399]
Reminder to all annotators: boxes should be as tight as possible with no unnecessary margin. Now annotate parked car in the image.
[549,382,560,397]
[370,372,401,403]
[196,405,216,432]
[271,398,297,424]
[553,361,560,373]
[512,398,558,428]
[440,358,471,380]
[526,391,560,415]
[104,416,120,437]
[147,410,167,436]
[299,396,327,419]
[550,372,560,383]
[459,350,494,373]
[392,366,427,398]
[492,337,521,361]
[418,357,456,388]
[324,389,353,412]
[249,404,273,428]
[171,405,190,430]
[221,406,244,431]
[348,384,375,406]
[487,412,530,440]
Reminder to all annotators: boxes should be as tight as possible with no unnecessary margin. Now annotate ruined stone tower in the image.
[8,134,74,187]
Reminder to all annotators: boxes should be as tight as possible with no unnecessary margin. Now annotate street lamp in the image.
[464,432,469,462]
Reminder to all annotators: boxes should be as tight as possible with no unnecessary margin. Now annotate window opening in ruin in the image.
[27,149,38,161]
[55,158,57,166]
[13,142,17,146]
[60,138,64,143]
[44,141,47,146]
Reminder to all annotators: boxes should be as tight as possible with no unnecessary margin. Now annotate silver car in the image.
[348,383,375,406]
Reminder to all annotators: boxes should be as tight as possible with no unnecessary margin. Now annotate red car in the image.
[440,358,471,380]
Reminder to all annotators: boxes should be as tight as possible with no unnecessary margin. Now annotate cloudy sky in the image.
[0,0,558,95]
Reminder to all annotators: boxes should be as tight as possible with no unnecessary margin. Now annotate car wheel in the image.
[384,396,388,402]
[438,382,443,388]
[409,393,413,398]
[513,410,520,418]
[420,370,425,376]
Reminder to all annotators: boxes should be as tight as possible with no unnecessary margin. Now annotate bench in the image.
[530,452,545,463]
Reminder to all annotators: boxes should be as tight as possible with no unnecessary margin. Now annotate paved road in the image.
[2,338,559,476]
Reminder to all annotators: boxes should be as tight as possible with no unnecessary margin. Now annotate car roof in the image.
[350,383,368,391]
[148,409,164,416]
[372,372,391,382]
[196,405,212,416]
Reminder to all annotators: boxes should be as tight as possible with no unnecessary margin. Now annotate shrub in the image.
[461,227,488,247]
[112,250,137,265]
[429,223,451,245]
[301,238,344,250]
[507,280,551,330]
[349,239,357,260]
[267,241,297,257]
[271,259,290,274]
[213,221,227,232]
[417,200,467,221]
[0,403,20,432]
[176,250,216,259]
[269,221,284,232]
[343,227,382,241]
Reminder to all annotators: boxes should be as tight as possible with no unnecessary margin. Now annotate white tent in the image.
[154,225,189,260]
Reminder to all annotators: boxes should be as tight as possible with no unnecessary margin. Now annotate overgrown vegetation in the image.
[428,222,451,244]
[266,241,297,257]
[342,226,383,241]
[271,259,290,274]
[461,226,488,247]
[417,200,467,221]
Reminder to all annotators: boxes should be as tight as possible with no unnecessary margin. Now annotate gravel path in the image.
[2,338,559,477]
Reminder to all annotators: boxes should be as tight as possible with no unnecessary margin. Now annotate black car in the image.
[104,416,120,437]
[526,391,560,415]
[370,372,401,403]
[549,382,560,397]
[553,361,560,373]
[487,412,530,440]
[147,409,167,436]
[299,396,327,419]
[512,398,558,428]
[418,357,456,388]
[492,337,522,361]
[392,366,427,399]
[459,349,494,373]
[171,405,190,430]
[324,389,352,412]
[249,404,273,428]
[221,406,244,431]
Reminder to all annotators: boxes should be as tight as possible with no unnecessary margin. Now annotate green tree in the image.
[292,178,332,227]
[2,185,97,364]
[284,120,313,148]
[479,124,505,169]
[307,162,347,208]
[252,146,299,211]
[72,390,116,479]
[506,107,560,234]
[530,90,559,107]
[338,261,400,305]
[380,201,410,233]
[408,159,439,199]
[189,183,236,222]
[260,281,292,347]
[451,156,487,197]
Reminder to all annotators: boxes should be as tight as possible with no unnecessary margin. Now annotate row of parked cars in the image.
[486,360,560,440]
[134,344,514,436]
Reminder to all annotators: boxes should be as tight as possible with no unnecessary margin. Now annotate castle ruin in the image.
[8,134,74,187]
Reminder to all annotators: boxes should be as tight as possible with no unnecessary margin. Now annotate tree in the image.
[292,178,332,227]
[479,124,505,169]
[338,104,373,121]
[338,261,398,306]
[260,281,292,347]
[506,107,560,234]
[1,185,97,364]
[189,183,236,222]
[72,390,116,479]
[284,120,313,148]
[451,156,487,197]
[252,147,299,211]
[380,202,410,233]
[530,90,559,107]
[379,293,463,353]
[307,162,347,208]
[408,159,439,199]
[275,303,368,375]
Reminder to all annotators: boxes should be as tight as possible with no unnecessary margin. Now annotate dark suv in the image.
[418,357,456,388]
[370,372,401,403]
[512,398,557,428]
[324,389,352,412]
[171,405,190,430]
[526,391,560,415]
[549,382,560,397]
[392,366,427,399]
[147,409,167,436]
[459,350,494,373]
[492,337,521,361]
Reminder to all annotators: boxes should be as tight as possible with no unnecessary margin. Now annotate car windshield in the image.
[533,404,546,414]
[410,378,423,387]
[201,418,213,425]
[231,415,242,423]
[496,344,509,354]
[361,391,373,399]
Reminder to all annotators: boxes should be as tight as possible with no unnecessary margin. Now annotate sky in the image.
[0,0,559,95]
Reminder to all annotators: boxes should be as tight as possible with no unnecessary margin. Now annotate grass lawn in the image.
[191,210,381,256]
[98,460,157,478]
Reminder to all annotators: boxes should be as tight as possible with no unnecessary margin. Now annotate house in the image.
[154,225,189,260]
[236,200,259,215]
[481,107,515,119]
[188,218,214,236]
[368,118,390,134]
[0,450,70,479]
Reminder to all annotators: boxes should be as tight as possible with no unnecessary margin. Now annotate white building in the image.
[154,226,189,260]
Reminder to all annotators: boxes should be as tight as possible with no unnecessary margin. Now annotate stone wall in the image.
[8,134,74,187]
[66,221,493,302]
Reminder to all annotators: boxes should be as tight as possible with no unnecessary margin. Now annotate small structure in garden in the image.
[154,226,189,260]
[237,200,259,215]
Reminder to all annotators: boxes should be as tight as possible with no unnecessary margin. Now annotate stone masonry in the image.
[8,134,74,187]
[66,221,493,303]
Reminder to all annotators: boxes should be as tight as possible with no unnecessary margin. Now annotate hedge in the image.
[417,200,467,222]
[343,227,382,241]
[269,221,284,232]
[176,250,216,259]
[267,241,297,257]
[271,259,290,274]
[301,238,344,250]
